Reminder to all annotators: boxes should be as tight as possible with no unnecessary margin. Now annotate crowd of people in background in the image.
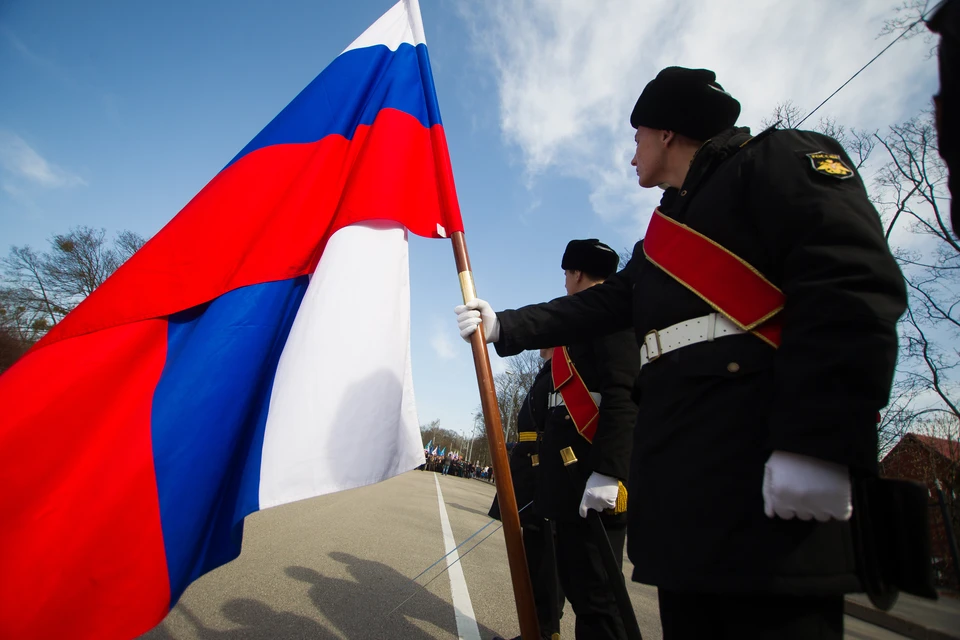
[418,452,495,483]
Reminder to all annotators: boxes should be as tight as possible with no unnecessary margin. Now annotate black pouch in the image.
[851,477,938,610]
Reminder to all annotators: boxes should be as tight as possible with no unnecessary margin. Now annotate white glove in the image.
[579,472,620,518]
[762,450,852,522]
[454,298,500,343]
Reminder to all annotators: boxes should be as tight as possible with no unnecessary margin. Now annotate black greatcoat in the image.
[493,127,907,595]
[489,360,553,525]
[534,332,640,522]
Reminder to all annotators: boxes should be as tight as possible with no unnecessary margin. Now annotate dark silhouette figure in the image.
[143,599,337,639]
[286,551,500,638]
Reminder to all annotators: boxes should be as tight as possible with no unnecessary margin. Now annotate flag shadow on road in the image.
[286,551,499,638]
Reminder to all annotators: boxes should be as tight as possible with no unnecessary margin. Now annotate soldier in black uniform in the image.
[457,68,909,639]
[489,348,565,640]
[541,240,640,640]
[487,239,640,640]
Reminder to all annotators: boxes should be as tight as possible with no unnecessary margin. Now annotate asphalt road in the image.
[139,470,905,639]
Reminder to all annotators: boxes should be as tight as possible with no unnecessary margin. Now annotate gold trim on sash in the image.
[554,347,600,443]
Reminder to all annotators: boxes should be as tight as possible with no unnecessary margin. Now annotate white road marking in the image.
[434,474,482,640]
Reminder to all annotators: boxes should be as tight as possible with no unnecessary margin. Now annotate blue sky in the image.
[0,0,941,438]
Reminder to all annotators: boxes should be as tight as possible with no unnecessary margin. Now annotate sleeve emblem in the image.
[806,152,854,179]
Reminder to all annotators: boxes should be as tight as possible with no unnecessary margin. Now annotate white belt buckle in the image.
[644,329,663,362]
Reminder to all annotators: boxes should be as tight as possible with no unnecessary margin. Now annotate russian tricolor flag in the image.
[0,2,462,638]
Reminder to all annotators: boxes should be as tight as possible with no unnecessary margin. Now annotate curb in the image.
[844,599,960,640]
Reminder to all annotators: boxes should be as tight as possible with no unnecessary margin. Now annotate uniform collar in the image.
[660,126,753,214]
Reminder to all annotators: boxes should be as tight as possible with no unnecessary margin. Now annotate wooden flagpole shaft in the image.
[451,231,540,640]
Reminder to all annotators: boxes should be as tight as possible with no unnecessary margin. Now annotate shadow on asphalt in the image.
[149,600,338,639]
[446,502,495,518]
[286,551,501,638]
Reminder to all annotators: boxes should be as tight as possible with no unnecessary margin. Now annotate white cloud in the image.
[0,131,86,189]
[1,26,65,77]
[2,27,47,67]
[463,0,938,235]
[431,320,458,359]
[488,349,507,375]
[2,182,24,198]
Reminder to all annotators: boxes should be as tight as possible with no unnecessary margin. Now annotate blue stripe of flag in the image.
[150,278,309,603]
[226,43,441,170]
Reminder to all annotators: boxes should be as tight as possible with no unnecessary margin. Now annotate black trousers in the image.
[523,521,565,639]
[555,517,628,640]
[657,589,844,640]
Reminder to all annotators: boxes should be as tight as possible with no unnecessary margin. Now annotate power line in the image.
[796,0,946,128]
[384,500,534,617]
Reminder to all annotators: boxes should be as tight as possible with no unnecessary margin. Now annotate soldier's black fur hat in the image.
[561,239,619,279]
[630,67,741,141]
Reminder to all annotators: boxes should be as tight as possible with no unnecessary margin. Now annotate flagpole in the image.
[451,231,540,640]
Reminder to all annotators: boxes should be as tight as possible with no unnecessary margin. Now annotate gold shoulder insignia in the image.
[806,152,854,179]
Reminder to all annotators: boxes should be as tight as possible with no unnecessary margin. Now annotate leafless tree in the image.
[115,230,147,264]
[44,227,119,304]
[762,100,805,129]
[463,351,549,466]
[495,350,544,442]
[418,418,470,458]
[872,0,957,449]
[879,374,936,454]
[762,101,878,170]
[878,0,940,56]
[419,418,443,446]
[0,324,29,372]
[872,113,959,450]
[4,243,62,335]
[0,226,147,369]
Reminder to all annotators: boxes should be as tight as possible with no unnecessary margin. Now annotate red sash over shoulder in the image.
[643,209,783,347]
[552,346,600,443]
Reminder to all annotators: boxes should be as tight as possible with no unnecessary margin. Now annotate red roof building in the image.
[880,433,960,588]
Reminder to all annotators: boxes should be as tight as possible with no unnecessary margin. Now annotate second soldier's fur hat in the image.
[630,67,741,141]
[561,239,620,279]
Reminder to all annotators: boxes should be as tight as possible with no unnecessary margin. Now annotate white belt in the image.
[640,312,745,368]
[547,391,602,409]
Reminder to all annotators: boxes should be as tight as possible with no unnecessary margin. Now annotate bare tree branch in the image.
[762,101,804,129]
[878,0,939,55]
[0,226,150,358]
